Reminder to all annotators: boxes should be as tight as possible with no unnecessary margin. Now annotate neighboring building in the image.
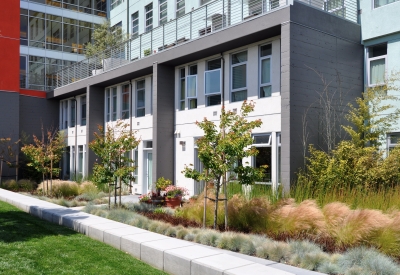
[52,0,364,194]
[0,1,107,179]
[360,0,400,152]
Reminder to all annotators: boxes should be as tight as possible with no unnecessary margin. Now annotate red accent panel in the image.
[0,1,20,92]
[20,89,47,99]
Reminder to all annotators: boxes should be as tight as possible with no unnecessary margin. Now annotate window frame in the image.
[121,84,130,120]
[145,3,153,32]
[187,64,198,109]
[112,87,118,121]
[179,68,186,110]
[204,58,222,106]
[105,88,111,122]
[131,12,139,38]
[373,0,400,9]
[176,0,185,18]
[80,95,86,126]
[136,79,146,117]
[252,133,272,183]
[159,0,168,25]
[230,50,248,102]
[259,43,272,98]
[367,54,387,87]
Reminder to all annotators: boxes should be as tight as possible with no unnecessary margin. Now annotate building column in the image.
[152,63,175,185]
[85,85,104,175]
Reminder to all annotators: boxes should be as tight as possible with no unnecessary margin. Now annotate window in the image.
[388,133,400,151]
[81,96,86,126]
[324,0,345,16]
[374,0,399,8]
[252,134,272,182]
[179,68,186,110]
[133,150,138,183]
[159,0,168,25]
[112,87,117,121]
[187,65,197,109]
[145,3,153,32]
[137,80,146,117]
[62,101,68,129]
[70,99,76,127]
[260,44,272,98]
[194,137,205,195]
[132,12,139,38]
[231,51,247,102]
[205,59,222,106]
[111,0,123,10]
[368,44,387,86]
[176,0,185,18]
[121,84,130,119]
[277,133,281,183]
[106,88,111,122]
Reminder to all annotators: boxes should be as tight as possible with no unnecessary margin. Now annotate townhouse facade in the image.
[360,0,400,152]
[52,0,364,194]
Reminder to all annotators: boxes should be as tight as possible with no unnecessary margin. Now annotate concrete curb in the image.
[0,189,323,275]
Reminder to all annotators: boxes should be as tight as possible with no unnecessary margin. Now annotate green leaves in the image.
[89,120,140,188]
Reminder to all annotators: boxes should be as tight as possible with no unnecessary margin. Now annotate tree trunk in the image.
[0,159,3,188]
[50,158,53,195]
[223,174,228,230]
[108,183,111,210]
[114,179,117,206]
[119,178,122,207]
[213,179,220,229]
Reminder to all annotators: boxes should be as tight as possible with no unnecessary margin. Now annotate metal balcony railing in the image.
[52,0,358,89]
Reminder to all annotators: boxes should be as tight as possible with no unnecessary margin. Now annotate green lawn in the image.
[0,201,167,275]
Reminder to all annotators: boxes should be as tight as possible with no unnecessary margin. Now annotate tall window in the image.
[205,59,222,106]
[368,44,387,87]
[131,12,139,38]
[252,134,272,182]
[374,0,399,8]
[259,44,272,98]
[112,87,117,121]
[78,145,84,177]
[137,80,146,117]
[159,0,168,25]
[145,3,153,32]
[121,84,130,119]
[70,99,76,127]
[61,100,68,129]
[179,68,186,110]
[81,96,86,126]
[176,0,185,18]
[106,88,111,122]
[231,51,247,102]
[187,65,197,109]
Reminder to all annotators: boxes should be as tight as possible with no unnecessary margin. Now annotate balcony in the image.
[51,0,358,90]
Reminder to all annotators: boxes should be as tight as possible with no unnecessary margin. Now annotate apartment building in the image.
[360,0,400,152]
[0,1,107,179]
[53,0,364,194]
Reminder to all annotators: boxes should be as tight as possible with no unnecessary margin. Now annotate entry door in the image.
[143,152,153,194]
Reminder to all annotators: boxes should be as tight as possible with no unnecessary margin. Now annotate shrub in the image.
[3,179,18,191]
[176,228,189,239]
[17,179,36,191]
[38,180,80,198]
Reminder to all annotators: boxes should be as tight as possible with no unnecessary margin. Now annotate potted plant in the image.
[155,177,172,196]
[164,185,188,208]
[139,193,152,204]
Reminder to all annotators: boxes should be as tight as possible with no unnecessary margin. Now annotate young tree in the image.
[343,79,400,148]
[85,20,126,58]
[89,120,140,208]
[21,127,64,195]
[182,101,265,229]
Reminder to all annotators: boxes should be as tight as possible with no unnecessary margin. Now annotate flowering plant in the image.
[139,193,151,202]
[155,177,172,190]
[164,185,189,198]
